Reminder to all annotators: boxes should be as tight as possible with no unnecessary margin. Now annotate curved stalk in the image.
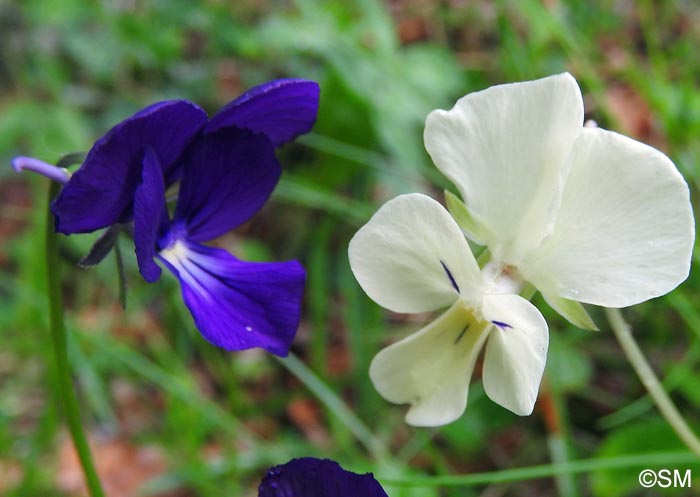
[45,182,106,497]
[605,307,700,456]
[277,352,390,463]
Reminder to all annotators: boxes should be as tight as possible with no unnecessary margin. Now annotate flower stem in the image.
[605,307,700,456]
[45,182,106,497]
[277,352,390,463]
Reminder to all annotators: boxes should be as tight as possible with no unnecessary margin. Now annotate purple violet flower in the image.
[49,79,319,355]
[258,458,388,497]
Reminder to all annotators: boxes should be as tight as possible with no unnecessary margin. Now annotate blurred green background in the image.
[1,0,699,496]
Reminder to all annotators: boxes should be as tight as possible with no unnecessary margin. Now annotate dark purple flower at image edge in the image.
[258,457,389,497]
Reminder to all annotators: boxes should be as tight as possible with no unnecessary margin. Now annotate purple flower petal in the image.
[206,79,320,147]
[158,242,305,356]
[258,458,388,497]
[173,128,281,243]
[133,147,168,283]
[52,100,207,234]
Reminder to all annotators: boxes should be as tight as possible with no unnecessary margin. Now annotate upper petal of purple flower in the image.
[159,242,305,356]
[206,79,320,147]
[133,147,169,283]
[52,100,207,234]
[173,128,281,243]
[258,458,388,497]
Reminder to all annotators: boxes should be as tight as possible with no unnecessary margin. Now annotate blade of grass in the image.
[45,181,105,497]
[599,292,700,429]
[598,290,700,430]
[605,308,700,455]
[276,352,389,462]
[379,451,699,487]
[597,339,699,429]
[307,218,333,375]
[273,174,375,226]
[338,257,384,422]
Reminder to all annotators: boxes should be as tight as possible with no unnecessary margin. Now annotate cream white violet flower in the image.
[348,73,694,427]
[349,193,548,425]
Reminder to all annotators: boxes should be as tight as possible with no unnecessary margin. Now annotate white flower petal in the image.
[481,294,549,416]
[520,128,695,307]
[349,193,483,314]
[424,73,584,262]
[369,303,491,426]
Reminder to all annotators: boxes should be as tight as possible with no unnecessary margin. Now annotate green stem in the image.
[45,182,106,497]
[380,450,698,487]
[605,307,700,456]
[276,352,390,462]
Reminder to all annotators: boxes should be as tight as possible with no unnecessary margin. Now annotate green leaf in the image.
[542,292,599,331]
[273,174,375,226]
[444,190,487,243]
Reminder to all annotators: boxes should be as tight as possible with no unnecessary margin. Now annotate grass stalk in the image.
[45,181,106,497]
[380,451,698,487]
[605,307,700,456]
[277,352,389,462]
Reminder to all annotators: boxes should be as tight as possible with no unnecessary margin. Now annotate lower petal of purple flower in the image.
[258,458,388,497]
[159,241,305,356]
